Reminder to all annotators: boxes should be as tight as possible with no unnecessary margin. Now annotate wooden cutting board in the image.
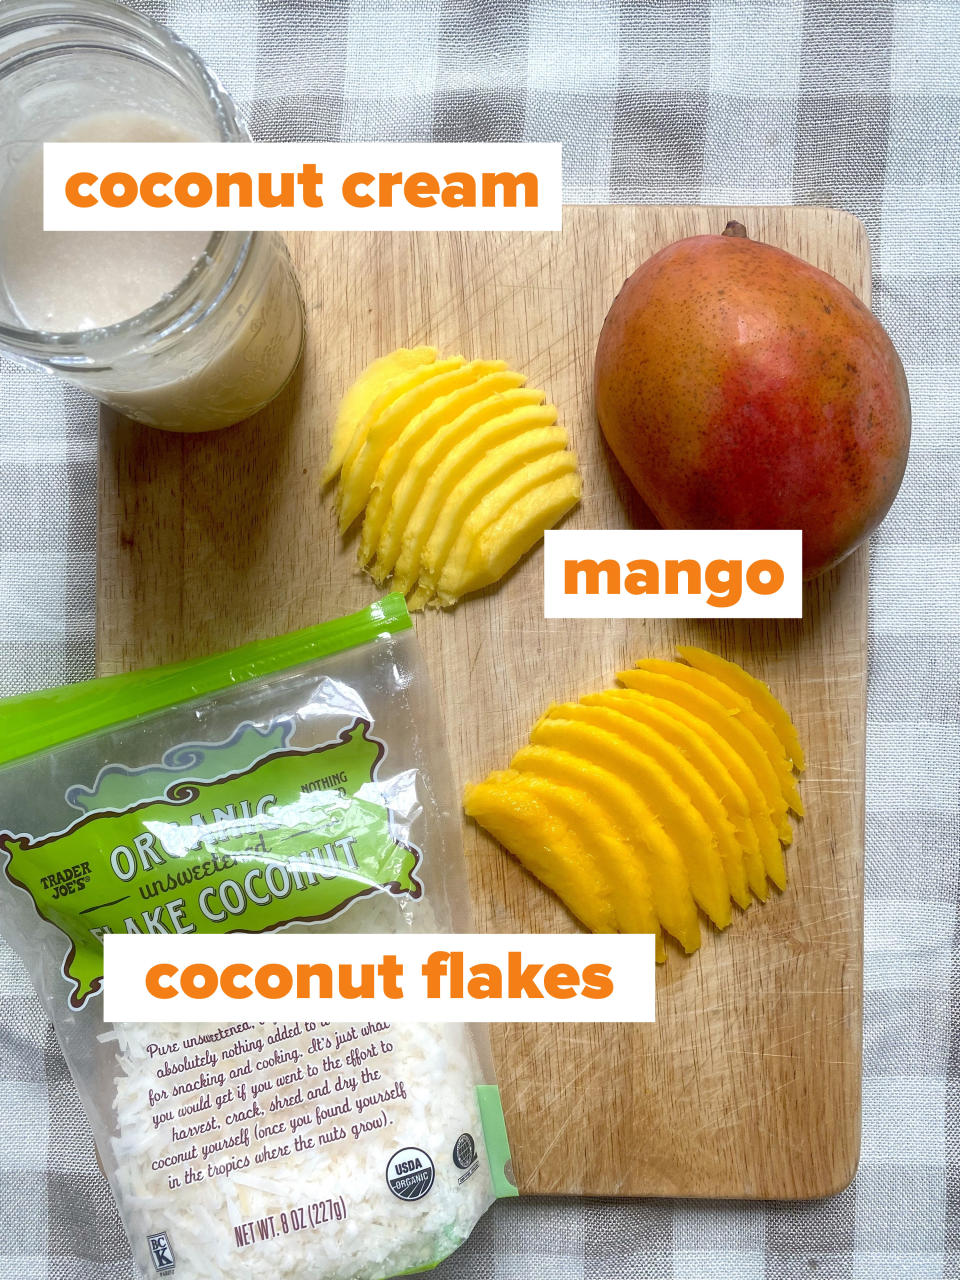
[97,206,866,1200]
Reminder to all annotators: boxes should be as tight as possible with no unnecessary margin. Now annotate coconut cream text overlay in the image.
[43,142,562,232]
[104,935,654,1023]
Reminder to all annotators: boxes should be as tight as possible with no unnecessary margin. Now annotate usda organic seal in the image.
[386,1147,435,1201]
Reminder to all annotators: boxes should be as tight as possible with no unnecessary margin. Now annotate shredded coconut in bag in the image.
[0,596,515,1280]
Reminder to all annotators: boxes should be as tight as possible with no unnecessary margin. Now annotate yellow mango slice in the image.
[389,398,556,593]
[464,645,805,956]
[391,428,566,598]
[339,355,464,492]
[677,645,805,771]
[591,689,767,903]
[379,430,567,593]
[531,712,732,930]
[405,582,433,612]
[408,426,569,587]
[577,693,751,910]
[420,448,574,603]
[359,369,527,568]
[463,772,616,933]
[435,467,581,606]
[398,403,554,593]
[378,397,557,589]
[510,744,701,954]
[338,358,497,530]
[482,770,665,953]
[515,771,664,957]
[326,346,582,609]
[321,346,437,486]
[636,659,803,815]
[627,666,789,828]
[616,670,786,892]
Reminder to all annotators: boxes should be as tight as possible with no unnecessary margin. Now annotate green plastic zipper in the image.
[0,594,411,771]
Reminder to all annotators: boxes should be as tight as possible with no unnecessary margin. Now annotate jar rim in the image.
[0,0,251,362]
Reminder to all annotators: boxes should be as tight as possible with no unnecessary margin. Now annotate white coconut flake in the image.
[109,1018,494,1280]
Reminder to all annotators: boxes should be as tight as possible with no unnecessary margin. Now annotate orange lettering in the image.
[581,963,614,999]
[140,172,172,207]
[746,558,784,595]
[343,171,375,208]
[542,963,579,999]
[481,171,537,207]
[624,559,659,594]
[296,163,323,207]
[174,171,213,208]
[145,962,178,999]
[466,963,501,999]
[405,171,439,207]
[258,170,293,208]
[564,558,620,594]
[507,950,543,998]
[379,172,403,208]
[442,171,476,206]
[255,963,293,999]
[65,172,97,208]
[221,963,252,998]
[181,962,217,998]
[100,171,137,208]
[296,963,333,999]
[217,171,253,207]
[442,172,475,207]
[705,558,742,607]
[664,558,701,595]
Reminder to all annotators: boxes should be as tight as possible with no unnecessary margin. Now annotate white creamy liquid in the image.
[0,111,303,432]
[0,112,210,331]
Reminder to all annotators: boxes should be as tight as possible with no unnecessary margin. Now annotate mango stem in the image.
[723,220,748,238]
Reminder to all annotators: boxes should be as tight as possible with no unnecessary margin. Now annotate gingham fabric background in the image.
[0,1,956,1277]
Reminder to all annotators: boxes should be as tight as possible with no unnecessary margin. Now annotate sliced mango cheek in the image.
[374,395,552,585]
[360,369,526,568]
[321,346,437,486]
[516,771,663,948]
[617,669,787,841]
[380,425,568,590]
[323,347,581,609]
[634,659,803,814]
[463,648,804,962]
[510,744,702,955]
[426,450,576,598]
[438,475,581,605]
[340,360,503,532]
[463,774,616,934]
[580,691,753,911]
[556,698,751,912]
[531,711,732,931]
[676,644,806,771]
[387,398,554,595]
[615,672,779,898]
[339,355,465,496]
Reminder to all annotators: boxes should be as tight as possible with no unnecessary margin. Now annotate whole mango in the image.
[594,222,910,577]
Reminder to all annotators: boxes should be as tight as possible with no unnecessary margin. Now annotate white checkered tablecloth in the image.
[0,2,957,1277]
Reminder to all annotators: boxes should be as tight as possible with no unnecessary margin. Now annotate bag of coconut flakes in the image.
[0,594,516,1280]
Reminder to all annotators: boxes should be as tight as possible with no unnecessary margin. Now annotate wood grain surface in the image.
[98,206,866,1199]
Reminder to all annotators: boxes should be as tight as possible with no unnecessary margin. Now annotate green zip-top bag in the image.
[0,595,515,1280]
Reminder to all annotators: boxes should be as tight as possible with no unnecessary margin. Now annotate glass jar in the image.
[0,0,304,432]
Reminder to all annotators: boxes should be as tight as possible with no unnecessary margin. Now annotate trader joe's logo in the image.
[0,719,422,1008]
